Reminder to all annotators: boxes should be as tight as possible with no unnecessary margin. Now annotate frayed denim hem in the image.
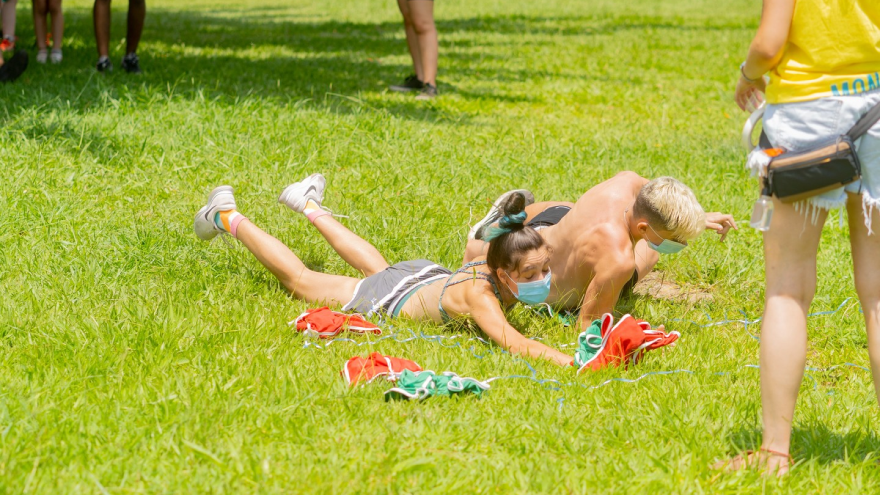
[794,195,848,225]
[791,191,880,235]
[863,191,880,236]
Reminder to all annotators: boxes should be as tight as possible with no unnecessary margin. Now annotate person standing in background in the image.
[0,0,26,82]
[388,0,438,100]
[32,0,63,64]
[721,0,880,476]
[0,0,18,51]
[93,0,145,73]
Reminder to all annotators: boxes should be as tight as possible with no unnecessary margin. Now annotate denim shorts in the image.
[763,89,880,234]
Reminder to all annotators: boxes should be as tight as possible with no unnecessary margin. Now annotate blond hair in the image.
[633,177,705,241]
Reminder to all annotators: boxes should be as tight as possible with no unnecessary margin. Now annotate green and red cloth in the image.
[574,313,679,373]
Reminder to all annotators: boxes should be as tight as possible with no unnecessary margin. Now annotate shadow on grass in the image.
[726,425,880,466]
[2,6,746,121]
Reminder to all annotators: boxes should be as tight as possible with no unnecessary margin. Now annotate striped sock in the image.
[214,210,246,237]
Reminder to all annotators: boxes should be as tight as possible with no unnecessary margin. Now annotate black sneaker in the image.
[0,50,28,83]
[389,74,424,93]
[121,53,142,74]
[415,83,438,100]
[96,57,113,72]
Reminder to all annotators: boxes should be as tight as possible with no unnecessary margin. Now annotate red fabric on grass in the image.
[342,352,422,386]
[292,306,381,339]
[578,314,679,373]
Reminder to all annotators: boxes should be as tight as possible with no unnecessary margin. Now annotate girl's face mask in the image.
[646,224,687,254]
[504,269,552,305]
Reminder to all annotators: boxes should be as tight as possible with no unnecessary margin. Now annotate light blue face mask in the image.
[646,225,687,254]
[505,270,552,305]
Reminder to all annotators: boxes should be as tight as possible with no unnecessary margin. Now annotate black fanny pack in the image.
[761,100,880,203]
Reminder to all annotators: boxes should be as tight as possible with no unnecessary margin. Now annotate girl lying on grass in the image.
[194,173,575,367]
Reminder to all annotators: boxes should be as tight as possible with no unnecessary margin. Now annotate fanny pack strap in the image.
[847,99,880,141]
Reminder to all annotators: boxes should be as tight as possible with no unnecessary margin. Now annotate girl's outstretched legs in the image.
[310,215,389,277]
[279,173,389,277]
[194,186,360,307]
[234,219,359,305]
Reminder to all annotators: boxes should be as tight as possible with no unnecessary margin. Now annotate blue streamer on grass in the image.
[301,299,870,396]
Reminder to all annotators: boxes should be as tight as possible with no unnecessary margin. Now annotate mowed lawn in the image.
[2,0,879,492]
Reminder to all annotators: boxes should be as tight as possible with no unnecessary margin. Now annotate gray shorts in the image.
[764,88,880,233]
[343,259,451,318]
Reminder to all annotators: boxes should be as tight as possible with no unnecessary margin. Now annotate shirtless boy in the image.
[463,172,737,331]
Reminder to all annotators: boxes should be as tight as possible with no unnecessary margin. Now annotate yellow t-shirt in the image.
[766,0,880,104]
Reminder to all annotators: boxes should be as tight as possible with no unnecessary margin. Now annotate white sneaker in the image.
[194,186,236,241]
[468,189,535,240]
[278,173,326,213]
[50,50,62,64]
[36,50,48,64]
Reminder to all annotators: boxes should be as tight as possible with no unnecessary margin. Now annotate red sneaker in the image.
[0,36,17,52]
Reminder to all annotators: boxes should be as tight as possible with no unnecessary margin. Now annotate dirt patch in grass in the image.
[633,271,713,304]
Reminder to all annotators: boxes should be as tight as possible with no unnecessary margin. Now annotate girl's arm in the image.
[467,292,573,367]
[735,0,796,110]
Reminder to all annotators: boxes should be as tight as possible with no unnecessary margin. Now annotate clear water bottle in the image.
[750,194,774,231]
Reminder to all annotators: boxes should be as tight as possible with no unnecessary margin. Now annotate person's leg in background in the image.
[48,0,63,62]
[1,0,18,51]
[408,0,437,99]
[120,0,144,73]
[0,0,28,83]
[398,0,422,81]
[32,0,48,62]
[93,0,112,70]
[388,0,424,93]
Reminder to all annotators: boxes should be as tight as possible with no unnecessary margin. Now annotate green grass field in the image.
[2,0,879,492]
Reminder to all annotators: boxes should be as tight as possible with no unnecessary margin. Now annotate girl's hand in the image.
[735,74,766,112]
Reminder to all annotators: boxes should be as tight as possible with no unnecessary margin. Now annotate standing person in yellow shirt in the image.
[723,0,880,476]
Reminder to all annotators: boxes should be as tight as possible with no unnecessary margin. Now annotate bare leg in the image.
[396,0,423,81]
[408,0,437,86]
[310,215,389,277]
[1,0,18,38]
[758,198,826,474]
[49,0,63,50]
[235,219,360,306]
[848,193,880,406]
[93,0,111,58]
[125,0,144,54]
[32,0,48,50]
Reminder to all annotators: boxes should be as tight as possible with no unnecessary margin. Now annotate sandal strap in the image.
[759,447,793,461]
